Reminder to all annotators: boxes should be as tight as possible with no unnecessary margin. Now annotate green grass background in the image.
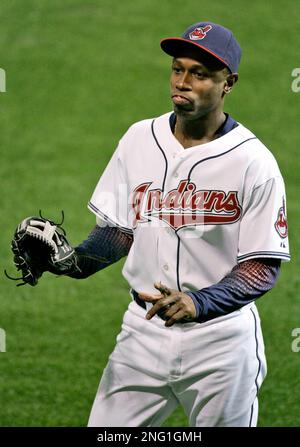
[0,0,299,427]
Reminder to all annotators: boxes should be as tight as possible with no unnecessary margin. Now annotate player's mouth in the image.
[171,94,192,105]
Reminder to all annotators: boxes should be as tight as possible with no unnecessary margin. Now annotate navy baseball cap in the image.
[161,22,242,73]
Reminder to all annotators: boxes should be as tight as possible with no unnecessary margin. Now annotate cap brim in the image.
[160,37,229,70]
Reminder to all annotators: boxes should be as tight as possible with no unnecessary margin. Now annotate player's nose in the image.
[176,72,192,90]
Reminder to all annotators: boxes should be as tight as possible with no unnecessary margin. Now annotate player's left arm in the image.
[185,257,280,323]
[138,258,280,326]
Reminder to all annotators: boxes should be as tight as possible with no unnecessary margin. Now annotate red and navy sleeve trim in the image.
[237,251,290,262]
[186,258,281,323]
[88,201,134,235]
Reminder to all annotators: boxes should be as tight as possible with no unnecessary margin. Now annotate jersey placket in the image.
[156,153,185,289]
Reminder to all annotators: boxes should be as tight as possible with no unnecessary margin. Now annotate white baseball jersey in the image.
[88,111,290,295]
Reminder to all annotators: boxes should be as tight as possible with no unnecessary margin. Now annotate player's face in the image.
[170,57,231,119]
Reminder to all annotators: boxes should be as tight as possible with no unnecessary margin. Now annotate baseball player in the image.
[79,21,290,427]
[10,21,290,427]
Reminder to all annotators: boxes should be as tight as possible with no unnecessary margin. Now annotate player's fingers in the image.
[154,282,171,295]
[145,296,176,320]
[138,292,163,303]
[164,309,187,327]
[162,302,181,320]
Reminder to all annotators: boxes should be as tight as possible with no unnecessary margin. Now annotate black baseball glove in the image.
[5,212,81,286]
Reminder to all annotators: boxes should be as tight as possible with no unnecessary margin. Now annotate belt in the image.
[131,289,147,310]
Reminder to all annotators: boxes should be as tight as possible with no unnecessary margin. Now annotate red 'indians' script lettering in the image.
[132,180,242,230]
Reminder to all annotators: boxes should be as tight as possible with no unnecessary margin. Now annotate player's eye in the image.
[172,66,182,73]
[194,72,206,79]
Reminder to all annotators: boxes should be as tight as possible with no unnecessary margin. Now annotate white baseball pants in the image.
[88,300,267,427]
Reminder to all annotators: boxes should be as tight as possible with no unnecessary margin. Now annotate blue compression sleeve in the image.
[186,259,280,323]
[68,224,133,279]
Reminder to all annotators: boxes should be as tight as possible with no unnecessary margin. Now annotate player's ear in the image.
[223,73,238,95]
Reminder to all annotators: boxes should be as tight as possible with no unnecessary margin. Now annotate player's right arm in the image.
[66,224,133,279]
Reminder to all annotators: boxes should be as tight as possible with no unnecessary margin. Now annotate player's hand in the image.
[138,282,197,327]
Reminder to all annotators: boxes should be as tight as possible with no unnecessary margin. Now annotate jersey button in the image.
[163,264,169,271]
[174,172,179,178]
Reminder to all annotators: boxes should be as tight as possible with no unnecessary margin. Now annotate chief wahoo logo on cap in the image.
[189,25,212,40]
